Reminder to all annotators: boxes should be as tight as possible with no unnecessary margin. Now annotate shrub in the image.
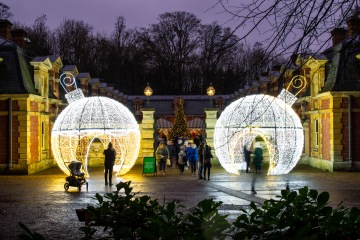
[82,181,230,239]
[19,183,360,239]
[232,186,360,239]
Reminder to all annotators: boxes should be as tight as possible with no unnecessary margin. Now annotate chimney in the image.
[347,10,360,36]
[331,28,347,45]
[0,19,13,40]
[10,29,28,48]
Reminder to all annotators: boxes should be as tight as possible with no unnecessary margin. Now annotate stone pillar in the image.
[139,108,155,164]
[204,108,218,164]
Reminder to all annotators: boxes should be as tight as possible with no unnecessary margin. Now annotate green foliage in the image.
[232,186,360,239]
[18,185,360,239]
[81,181,229,239]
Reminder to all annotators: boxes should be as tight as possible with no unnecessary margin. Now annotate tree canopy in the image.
[5,1,358,95]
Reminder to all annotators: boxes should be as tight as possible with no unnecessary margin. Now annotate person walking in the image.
[244,144,252,173]
[156,143,170,175]
[202,142,213,180]
[103,142,116,186]
[198,142,205,179]
[174,137,184,168]
[178,145,186,175]
[167,140,176,169]
[187,143,199,175]
[183,141,190,171]
[253,142,263,174]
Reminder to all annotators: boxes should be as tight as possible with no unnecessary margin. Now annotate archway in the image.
[230,132,271,172]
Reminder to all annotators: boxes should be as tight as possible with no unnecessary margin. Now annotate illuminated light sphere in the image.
[214,89,304,175]
[52,96,140,177]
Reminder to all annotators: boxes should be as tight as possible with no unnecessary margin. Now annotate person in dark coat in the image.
[244,144,252,173]
[194,135,201,148]
[202,142,213,180]
[178,145,186,175]
[103,142,116,186]
[253,143,263,174]
[174,137,184,168]
[156,143,170,175]
[198,141,205,179]
[167,140,176,168]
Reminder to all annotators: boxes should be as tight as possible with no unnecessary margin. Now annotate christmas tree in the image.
[169,101,189,139]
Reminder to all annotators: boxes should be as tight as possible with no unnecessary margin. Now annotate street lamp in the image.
[206,83,215,107]
[144,82,153,104]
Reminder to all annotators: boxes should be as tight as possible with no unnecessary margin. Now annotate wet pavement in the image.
[1,163,360,239]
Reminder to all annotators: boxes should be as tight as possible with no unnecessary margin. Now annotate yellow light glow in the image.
[206,83,215,97]
[144,82,153,97]
[51,96,140,176]
[214,90,304,175]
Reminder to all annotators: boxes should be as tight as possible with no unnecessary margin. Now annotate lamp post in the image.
[144,82,153,106]
[206,83,215,107]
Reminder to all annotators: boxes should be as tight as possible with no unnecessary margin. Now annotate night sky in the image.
[2,0,237,34]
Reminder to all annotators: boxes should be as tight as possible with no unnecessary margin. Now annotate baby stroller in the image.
[64,161,88,191]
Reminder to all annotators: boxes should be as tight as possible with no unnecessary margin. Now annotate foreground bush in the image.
[19,182,360,239]
[81,181,230,239]
[232,187,360,239]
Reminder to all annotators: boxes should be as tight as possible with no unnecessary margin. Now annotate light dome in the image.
[52,96,140,176]
[214,91,303,175]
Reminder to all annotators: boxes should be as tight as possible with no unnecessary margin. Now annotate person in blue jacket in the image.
[187,143,199,175]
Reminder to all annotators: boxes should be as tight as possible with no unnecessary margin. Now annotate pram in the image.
[64,161,88,191]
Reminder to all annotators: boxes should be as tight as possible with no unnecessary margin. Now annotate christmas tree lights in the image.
[169,101,189,139]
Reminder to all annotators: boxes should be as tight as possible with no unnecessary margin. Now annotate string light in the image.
[51,96,140,176]
[214,89,304,175]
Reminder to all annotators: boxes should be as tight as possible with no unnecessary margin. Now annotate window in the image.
[314,119,319,146]
[42,122,45,148]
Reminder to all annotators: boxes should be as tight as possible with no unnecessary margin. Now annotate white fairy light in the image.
[214,89,304,175]
[52,96,140,176]
[52,74,140,176]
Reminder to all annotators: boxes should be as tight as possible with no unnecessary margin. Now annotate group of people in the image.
[102,140,264,186]
[155,138,213,180]
[244,142,264,174]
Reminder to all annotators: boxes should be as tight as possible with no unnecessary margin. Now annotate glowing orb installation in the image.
[52,96,140,176]
[214,89,304,175]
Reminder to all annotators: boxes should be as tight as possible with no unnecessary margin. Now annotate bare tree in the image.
[213,0,359,60]
[0,2,12,19]
[91,32,111,77]
[198,22,240,93]
[26,14,52,56]
[141,11,201,94]
[208,0,360,150]
[107,16,145,93]
[54,19,95,70]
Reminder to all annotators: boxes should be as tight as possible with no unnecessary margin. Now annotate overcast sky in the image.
[2,0,238,34]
